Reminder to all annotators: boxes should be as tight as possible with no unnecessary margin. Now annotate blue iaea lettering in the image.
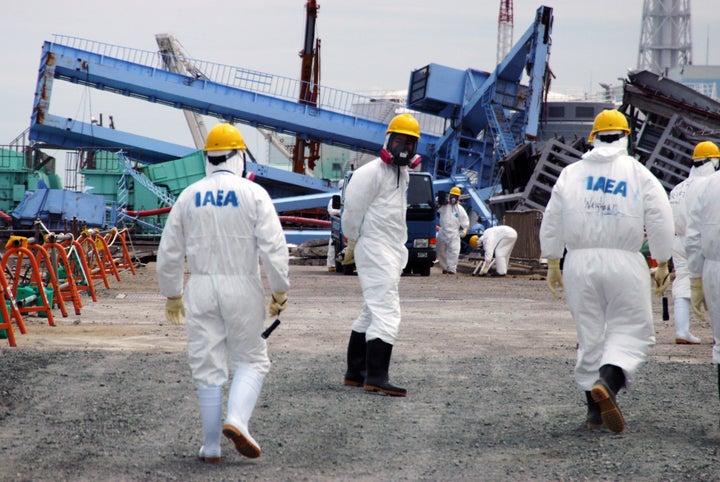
[585,176,627,197]
[194,190,240,207]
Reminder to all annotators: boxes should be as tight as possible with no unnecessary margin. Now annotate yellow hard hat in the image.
[450,186,462,196]
[205,123,247,151]
[469,235,480,249]
[588,110,630,142]
[692,141,720,160]
[386,113,421,139]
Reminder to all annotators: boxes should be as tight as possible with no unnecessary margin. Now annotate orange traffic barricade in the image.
[0,268,27,347]
[105,227,137,275]
[41,237,83,315]
[1,246,58,326]
[60,237,99,302]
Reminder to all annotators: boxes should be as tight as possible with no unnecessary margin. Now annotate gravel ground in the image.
[1,261,719,481]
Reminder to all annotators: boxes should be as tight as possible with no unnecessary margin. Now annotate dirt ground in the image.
[1,256,719,481]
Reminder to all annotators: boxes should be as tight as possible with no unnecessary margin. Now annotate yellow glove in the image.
[690,278,707,321]
[165,297,185,325]
[653,261,671,297]
[546,258,563,299]
[342,239,357,266]
[268,291,288,317]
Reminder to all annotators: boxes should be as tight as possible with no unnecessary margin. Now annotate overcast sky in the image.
[3,0,720,158]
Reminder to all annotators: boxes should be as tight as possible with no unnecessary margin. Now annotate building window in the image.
[575,106,596,119]
[548,106,565,118]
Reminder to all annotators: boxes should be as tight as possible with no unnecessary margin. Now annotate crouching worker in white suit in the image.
[470,225,518,276]
[157,123,290,462]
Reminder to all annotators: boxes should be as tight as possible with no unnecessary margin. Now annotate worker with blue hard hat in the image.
[436,186,470,274]
[539,109,674,433]
[340,113,422,397]
[157,122,290,462]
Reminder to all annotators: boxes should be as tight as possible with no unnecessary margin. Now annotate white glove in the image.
[546,258,563,299]
[268,291,288,317]
[165,297,185,325]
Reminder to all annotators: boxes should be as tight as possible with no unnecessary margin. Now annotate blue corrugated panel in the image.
[12,189,106,229]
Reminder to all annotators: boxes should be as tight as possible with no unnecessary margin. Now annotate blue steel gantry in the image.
[29,5,553,237]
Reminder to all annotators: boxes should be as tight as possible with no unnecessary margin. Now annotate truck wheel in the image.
[343,263,355,275]
[418,264,431,277]
[335,260,343,273]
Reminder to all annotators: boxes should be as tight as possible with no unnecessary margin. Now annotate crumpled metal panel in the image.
[11,189,106,230]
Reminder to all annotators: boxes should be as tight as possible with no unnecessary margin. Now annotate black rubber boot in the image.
[590,364,626,433]
[344,330,366,387]
[599,364,626,394]
[585,391,602,430]
[364,338,407,397]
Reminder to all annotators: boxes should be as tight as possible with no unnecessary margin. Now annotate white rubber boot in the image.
[223,363,264,458]
[674,297,701,344]
[197,385,223,462]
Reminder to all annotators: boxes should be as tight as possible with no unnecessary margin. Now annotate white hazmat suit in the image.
[478,225,518,276]
[540,136,673,390]
[157,150,289,459]
[686,170,720,364]
[668,160,717,343]
[436,199,470,274]
[326,197,342,270]
[342,158,408,344]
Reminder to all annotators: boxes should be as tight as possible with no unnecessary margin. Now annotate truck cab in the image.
[330,170,437,276]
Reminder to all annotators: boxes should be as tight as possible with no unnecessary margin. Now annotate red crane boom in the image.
[292,0,321,174]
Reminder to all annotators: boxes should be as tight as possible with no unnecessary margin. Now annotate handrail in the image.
[49,34,445,136]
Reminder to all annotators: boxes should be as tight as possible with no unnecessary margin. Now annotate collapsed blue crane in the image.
[29,5,553,230]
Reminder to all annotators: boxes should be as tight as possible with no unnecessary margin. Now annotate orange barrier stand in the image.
[1,246,57,326]
[26,243,69,318]
[61,239,99,302]
[42,241,83,315]
[77,233,113,289]
[0,269,27,347]
[105,228,137,275]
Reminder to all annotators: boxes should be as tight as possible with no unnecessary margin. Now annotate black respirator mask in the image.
[386,133,417,166]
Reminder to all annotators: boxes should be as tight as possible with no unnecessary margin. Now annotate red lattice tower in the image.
[497,0,514,65]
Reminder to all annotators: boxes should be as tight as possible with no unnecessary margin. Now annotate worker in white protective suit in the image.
[668,141,720,344]
[340,113,423,397]
[157,123,290,462]
[539,109,673,433]
[436,186,470,274]
[326,184,343,272]
[685,164,720,425]
[469,225,518,276]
